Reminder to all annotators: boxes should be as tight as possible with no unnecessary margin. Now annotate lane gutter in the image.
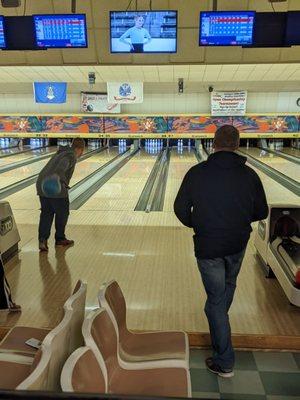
[0,146,47,159]
[257,147,300,165]
[238,149,300,197]
[70,147,139,210]
[0,147,106,200]
[0,150,57,174]
[134,148,171,213]
[134,150,164,211]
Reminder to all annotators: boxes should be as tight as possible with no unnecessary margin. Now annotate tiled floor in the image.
[190,349,300,399]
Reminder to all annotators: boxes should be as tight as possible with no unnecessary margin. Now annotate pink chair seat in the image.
[98,281,189,367]
[110,365,189,397]
[0,327,50,355]
[121,331,187,362]
[0,360,31,389]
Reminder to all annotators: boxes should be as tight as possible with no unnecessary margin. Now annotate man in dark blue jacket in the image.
[174,125,268,378]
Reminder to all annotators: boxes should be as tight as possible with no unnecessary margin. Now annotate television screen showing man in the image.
[120,15,151,53]
[110,11,177,53]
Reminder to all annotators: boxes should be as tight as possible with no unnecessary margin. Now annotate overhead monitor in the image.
[252,12,286,47]
[199,11,255,46]
[110,10,177,53]
[4,16,36,50]
[33,14,88,48]
[0,16,5,49]
[285,11,300,46]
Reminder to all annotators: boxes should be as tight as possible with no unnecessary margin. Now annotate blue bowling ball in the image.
[41,176,62,197]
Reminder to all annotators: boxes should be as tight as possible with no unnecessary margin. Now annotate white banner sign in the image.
[81,93,120,113]
[107,82,143,104]
[211,91,247,116]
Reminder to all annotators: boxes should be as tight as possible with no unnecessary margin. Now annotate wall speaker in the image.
[1,0,21,7]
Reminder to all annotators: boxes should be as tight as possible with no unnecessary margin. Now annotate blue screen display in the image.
[110,11,177,53]
[0,16,6,49]
[33,14,87,48]
[200,11,255,46]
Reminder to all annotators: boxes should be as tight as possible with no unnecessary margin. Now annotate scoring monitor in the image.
[0,16,6,49]
[200,11,255,46]
[33,14,87,48]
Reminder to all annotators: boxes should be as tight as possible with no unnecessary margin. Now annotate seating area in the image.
[0,279,191,397]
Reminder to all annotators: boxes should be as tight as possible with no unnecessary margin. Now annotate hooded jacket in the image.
[174,151,269,259]
[36,146,77,198]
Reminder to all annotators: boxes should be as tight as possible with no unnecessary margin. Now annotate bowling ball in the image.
[41,175,62,197]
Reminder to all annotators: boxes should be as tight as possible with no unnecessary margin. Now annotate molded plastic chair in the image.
[98,280,189,368]
[61,347,106,393]
[16,306,73,391]
[0,280,86,356]
[82,308,191,397]
[0,352,37,390]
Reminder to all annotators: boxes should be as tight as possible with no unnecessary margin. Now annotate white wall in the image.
[0,92,299,114]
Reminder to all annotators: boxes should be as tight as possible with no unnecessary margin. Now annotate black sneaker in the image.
[205,357,234,378]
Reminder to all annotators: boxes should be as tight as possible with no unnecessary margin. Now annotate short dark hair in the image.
[213,125,240,150]
[71,138,85,150]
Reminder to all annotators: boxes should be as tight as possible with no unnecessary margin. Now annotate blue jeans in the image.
[197,249,245,369]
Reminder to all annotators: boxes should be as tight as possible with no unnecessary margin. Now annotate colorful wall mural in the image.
[0,114,298,134]
[104,116,168,133]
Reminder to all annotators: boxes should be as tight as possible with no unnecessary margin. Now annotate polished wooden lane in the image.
[81,150,157,211]
[241,147,300,183]
[163,149,197,212]
[0,146,57,168]
[280,147,300,158]
[1,147,299,346]
[5,148,120,211]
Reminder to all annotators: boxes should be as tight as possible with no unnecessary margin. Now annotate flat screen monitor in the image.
[285,11,300,46]
[253,12,286,47]
[4,16,36,50]
[33,14,88,48]
[110,10,177,53]
[0,16,5,49]
[199,11,255,46]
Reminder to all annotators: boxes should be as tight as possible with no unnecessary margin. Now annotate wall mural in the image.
[42,116,104,133]
[104,116,168,133]
[0,116,41,132]
[0,114,298,134]
[167,116,233,133]
[233,115,299,133]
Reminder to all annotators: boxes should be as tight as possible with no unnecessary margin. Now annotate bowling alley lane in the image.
[279,147,300,158]
[0,145,30,156]
[0,146,57,167]
[240,147,300,183]
[163,148,198,212]
[6,147,119,210]
[80,149,158,211]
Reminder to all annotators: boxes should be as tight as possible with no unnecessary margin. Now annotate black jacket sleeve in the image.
[252,171,269,222]
[174,170,193,228]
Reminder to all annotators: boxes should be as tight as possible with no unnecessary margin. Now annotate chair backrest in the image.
[63,280,87,353]
[61,347,106,393]
[17,280,87,391]
[98,281,128,340]
[83,308,120,391]
[16,308,72,391]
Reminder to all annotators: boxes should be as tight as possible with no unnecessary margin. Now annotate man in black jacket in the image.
[174,125,268,378]
[36,138,85,252]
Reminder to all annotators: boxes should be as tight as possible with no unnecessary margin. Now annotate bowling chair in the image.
[98,280,189,368]
[0,280,86,357]
[61,347,106,393]
[0,306,74,391]
[81,308,191,397]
